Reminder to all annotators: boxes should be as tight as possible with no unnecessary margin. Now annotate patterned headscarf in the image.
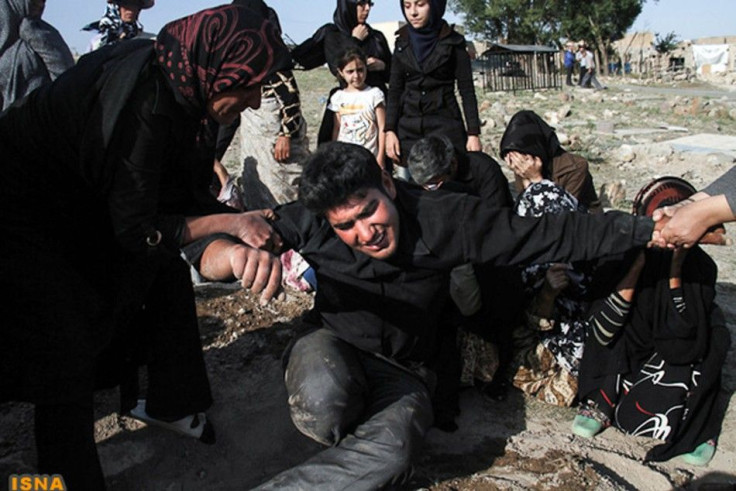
[83,3,143,47]
[153,5,290,116]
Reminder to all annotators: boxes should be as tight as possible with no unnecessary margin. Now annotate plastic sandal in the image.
[572,414,603,438]
[129,399,216,444]
[681,440,716,466]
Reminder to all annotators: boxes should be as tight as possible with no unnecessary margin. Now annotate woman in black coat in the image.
[0,6,288,488]
[385,0,481,165]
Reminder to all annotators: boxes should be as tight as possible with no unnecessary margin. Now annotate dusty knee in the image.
[284,331,366,445]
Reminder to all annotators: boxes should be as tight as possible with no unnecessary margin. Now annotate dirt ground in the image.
[2,72,736,490]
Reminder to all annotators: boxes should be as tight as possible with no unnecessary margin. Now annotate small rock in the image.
[618,144,636,163]
[558,92,573,103]
[479,99,492,112]
[556,132,570,145]
[730,108,736,121]
[599,181,626,209]
[706,152,735,166]
[543,111,560,125]
[533,92,548,100]
[557,104,572,120]
[491,101,506,115]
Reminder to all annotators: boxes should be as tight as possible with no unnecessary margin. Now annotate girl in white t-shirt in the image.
[329,48,386,168]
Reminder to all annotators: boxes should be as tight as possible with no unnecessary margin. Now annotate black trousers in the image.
[256,328,434,490]
[566,65,574,86]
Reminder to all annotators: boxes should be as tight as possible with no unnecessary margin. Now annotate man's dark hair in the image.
[299,141,383,215]
[407,135,455,186]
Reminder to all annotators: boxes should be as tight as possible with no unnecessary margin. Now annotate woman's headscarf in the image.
[0,0,74,110]
[153,5,291,117]
[83,2,144,48]
[333,0,361,34]
[402,0,447,64]
[499,110,564,175]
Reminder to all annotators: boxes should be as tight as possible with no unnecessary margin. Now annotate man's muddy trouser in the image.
[255,328,434,490]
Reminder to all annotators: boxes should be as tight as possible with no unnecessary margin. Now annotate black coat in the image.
[0,41,227,404]
[271,181,654,367]
[386,23,480,157]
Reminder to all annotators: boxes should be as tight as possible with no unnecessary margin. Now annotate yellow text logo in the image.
[8,474,67,491]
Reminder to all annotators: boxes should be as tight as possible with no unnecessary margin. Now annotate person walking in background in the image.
[575,41,587,87]
[563,41,575,86]
[329,48,386,168]
[385,0,482,172]
[580,43,605,90]
[83,0,154,52]
[0,0,74,110]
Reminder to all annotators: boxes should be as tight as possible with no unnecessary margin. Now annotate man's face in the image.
[325,173,400,260]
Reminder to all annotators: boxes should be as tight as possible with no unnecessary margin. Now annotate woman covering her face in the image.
[0,6,289,488]
[385,0,482,165]
[500,110,601,213]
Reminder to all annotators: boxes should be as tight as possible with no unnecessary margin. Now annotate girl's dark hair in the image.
[336,47,367,71]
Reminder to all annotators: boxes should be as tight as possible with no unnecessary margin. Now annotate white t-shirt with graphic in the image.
[328,86,384,157]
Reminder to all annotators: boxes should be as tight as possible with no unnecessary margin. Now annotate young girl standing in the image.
[328,49,386,168]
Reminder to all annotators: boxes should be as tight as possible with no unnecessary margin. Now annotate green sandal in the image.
[572,414,604,438]
[681,440,716,466]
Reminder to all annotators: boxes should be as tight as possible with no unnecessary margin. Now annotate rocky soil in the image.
[2,71,736,491]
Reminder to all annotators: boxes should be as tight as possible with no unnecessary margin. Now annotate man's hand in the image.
[274,135,291,163]
[385,131,401,163]
[228,245,283,305]
[652,197,730,248]
[230,210,283,252]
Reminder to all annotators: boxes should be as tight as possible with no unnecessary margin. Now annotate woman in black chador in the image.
[0,6,289,488]
[574,178,731,467]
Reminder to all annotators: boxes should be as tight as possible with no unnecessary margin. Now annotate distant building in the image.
[371,21,404,53]
[613,31,735,76]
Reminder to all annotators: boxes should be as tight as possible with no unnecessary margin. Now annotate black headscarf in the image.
[333,0,359,34]
[402,0,447,64]
[499,110,565,176]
